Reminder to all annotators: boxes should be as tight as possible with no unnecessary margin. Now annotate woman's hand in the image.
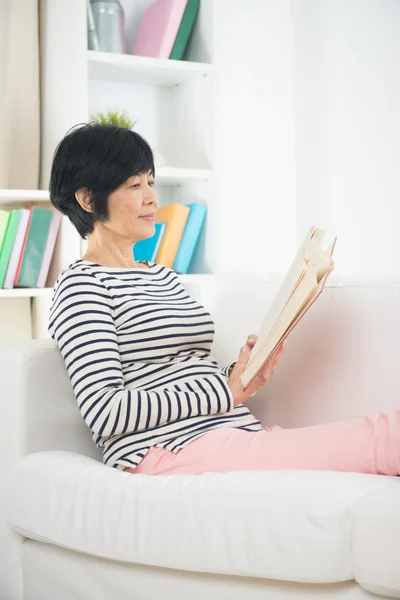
[228,335,285,406]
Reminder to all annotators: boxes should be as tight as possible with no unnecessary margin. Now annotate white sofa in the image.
[1,274,400,600]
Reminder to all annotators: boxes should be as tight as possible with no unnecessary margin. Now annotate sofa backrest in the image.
[183,274,400,428]
[2,273,400,466]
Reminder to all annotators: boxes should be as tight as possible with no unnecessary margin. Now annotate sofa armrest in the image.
[0,339,101,460]
[0,340,101,600]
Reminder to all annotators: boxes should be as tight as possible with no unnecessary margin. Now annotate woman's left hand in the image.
[243,335,285,395]
[228,335,285,402]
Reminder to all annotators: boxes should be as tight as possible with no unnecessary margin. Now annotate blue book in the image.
[173,203,207,274]
[134,223,166,262]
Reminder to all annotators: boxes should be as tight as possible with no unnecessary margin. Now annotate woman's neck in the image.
[82,248,148,269]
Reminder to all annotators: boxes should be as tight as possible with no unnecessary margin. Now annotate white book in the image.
[241,227,336,388]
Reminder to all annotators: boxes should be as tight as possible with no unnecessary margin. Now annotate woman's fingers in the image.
[229,334,278,405]
[235,336,258,367]
[235,342,252,370]
[251,341,285,392]
[246,335,258,351]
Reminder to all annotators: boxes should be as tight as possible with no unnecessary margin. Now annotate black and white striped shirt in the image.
[48,260,261,470]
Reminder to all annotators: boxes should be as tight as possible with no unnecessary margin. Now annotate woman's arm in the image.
[49,271,233,439]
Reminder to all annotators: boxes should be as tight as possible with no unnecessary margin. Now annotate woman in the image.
[49,123,400,477]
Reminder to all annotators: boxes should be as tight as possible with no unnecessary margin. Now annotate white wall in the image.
[212,0,400,276]
[211,0,298,275]
[293,0,400,275]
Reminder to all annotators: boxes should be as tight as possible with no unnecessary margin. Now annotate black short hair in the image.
[49,123,155,238]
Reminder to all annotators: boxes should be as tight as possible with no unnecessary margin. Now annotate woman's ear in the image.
[75,188,93,213]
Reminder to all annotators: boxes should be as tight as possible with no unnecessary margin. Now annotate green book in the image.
[0,210,21,288]
[169,0,200,61]
[0,210,10,256]
[16,207,53,288]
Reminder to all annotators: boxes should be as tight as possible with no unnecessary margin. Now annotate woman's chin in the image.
[138,222,155,239]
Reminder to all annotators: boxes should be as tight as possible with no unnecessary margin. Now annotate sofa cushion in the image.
[7,451,400,592]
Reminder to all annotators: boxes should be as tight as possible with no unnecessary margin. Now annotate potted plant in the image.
[91,109,137,130]
[91,109,169,167]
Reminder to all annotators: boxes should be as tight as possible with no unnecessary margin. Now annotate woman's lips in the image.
[139,215,155,222]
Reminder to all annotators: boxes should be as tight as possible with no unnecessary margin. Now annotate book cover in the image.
[155,203,190,267]
[173,203,206,273]
[15,207,54,288]
[3,209,31,289]
[0,210,10,256]
[133,0,187,59]
[13,208,32,286]
[169,0,200,60]
[0,210,21,288]
[134,222,166,262]
[36,211,62,288]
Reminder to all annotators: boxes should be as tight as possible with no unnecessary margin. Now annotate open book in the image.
[241,227,336,388]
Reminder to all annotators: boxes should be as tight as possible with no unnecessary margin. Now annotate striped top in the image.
[48,260,261,470]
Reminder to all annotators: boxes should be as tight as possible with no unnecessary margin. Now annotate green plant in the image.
[91,109,137,130]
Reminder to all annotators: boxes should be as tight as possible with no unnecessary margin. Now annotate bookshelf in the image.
[0,190,49,204]
[155,167,212,185]
[88,50,213,86]
[1,0,215,342]
[0,165,213,204]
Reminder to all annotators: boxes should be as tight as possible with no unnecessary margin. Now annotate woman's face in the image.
[105,170,158,242]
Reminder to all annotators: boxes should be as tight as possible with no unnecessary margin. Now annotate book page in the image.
[241,263,334,388]
[250,227,315,358]
[279,265,333,341]
[242,263,319,386]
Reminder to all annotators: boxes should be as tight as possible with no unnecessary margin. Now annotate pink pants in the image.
[125,409,400,476]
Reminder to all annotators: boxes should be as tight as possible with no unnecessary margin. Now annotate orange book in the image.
[155,203,190,268]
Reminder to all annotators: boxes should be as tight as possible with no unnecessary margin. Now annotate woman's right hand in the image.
[228,335,284,406]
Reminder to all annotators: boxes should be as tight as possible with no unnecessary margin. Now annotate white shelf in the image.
[88,50,213,87]
[0,170,211,209]
[0,189,49,205]
[0,288,53,298]
[156,167,212,185]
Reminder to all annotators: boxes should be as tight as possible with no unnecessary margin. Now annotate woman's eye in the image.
[130,183,140,189]
[148,181,155,187]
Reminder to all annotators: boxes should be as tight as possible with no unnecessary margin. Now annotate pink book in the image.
[133,0,187,59]
[36,211,62,288]
[3,208,31,289]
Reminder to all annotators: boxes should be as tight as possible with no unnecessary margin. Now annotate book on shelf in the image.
[134,222,166,262]
[169,0,200,60]
[155,203,190,268]
[3,209,31,289]
[133,0,196,60]
[241,227,336,388]
[0,207,61,290]
[173,202,206,273]
[0,210,10,254]
[36,211,62,288]
[0,210,21,288]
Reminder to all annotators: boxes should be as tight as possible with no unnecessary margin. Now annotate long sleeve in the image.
[49,271,233,439]
[221,362,236,377]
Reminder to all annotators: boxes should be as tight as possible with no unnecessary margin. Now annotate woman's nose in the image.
[143,188,158,205]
